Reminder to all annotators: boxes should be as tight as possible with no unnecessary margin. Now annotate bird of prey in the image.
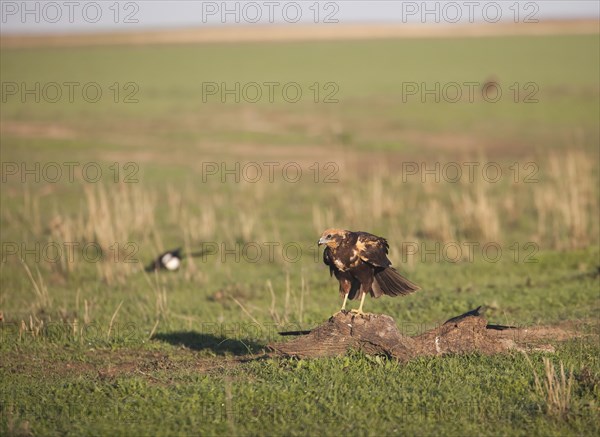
[318,229,419,314]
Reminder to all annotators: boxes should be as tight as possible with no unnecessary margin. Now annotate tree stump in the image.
[268,307,577,360]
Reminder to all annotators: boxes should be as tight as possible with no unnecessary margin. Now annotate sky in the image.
[0,1,598,34]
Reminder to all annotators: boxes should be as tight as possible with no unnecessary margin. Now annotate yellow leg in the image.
[332,293,350,317]
[341,293,349,311]
[351,292,367,315]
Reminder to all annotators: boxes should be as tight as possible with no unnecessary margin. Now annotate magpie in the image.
[145,248,183,272]
[145,248,211,272]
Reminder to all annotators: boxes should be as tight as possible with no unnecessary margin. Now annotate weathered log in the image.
[268,308,577,360]
[270,312,415,359]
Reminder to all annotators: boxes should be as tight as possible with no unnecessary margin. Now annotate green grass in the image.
[1,35,598,143]
[2,343,599,436]
[1,33,599,436]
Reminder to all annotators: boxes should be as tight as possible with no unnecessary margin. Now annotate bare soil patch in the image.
[1,121,78,141]
[2,20,597,49]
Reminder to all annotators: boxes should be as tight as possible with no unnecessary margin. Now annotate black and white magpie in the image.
[145,248,183,272]
[145,248,209,272]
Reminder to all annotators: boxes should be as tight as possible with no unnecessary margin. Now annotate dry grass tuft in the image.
[526,355,574,418]
[420,199,456,242]
[20,259,51,311]
[534,150,598,249]
[3,148,597,292]
[452,183,500,241]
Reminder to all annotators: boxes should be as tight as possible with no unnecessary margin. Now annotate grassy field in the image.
[1,30,599,436]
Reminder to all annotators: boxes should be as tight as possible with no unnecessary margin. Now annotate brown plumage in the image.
[318,228,419,314]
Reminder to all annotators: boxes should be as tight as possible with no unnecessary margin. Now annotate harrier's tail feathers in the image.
[374,268,420,297]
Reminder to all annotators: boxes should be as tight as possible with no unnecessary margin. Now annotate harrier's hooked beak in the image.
[318,237,329,246]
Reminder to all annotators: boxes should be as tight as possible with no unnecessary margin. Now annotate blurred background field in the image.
[1,20,599,436]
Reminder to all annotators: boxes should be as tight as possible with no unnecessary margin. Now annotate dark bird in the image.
[145,248,211,272]
[318,229,419,314]
[444,306,516,331]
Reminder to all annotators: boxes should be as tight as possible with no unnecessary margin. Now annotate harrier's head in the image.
[318,228,349,248]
